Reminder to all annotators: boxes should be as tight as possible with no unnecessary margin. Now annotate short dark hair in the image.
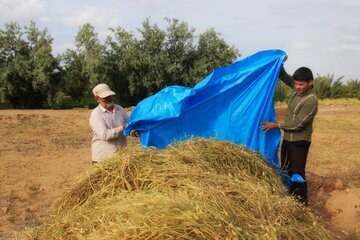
[292,67,313,82]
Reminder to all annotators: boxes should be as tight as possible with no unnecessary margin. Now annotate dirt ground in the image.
[0,106,359,239]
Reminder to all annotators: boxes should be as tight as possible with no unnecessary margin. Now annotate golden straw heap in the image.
[24,139,330,239]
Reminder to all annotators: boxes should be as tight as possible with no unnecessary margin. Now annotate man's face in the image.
[294,80,313,94]
[97,96,114,110]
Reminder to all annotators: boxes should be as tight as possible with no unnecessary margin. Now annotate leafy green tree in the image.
[60,23,106,99]
[274,80,291,102]
[345,79,360,99]
[0,22,59,108]
[0,23,29,106]
[161,18,196,87]
[131,19,168,98]
[76,23,106,87]
[104,18,240,106]
[27,22,63,105]
[315,74,344,99]
[329,77,345,98]
[191,28,240,82]
[315,75,331,99]
[60,49,87,98]
[105,27,140,106]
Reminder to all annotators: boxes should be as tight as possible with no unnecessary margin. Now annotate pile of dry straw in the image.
[25,139,330,239]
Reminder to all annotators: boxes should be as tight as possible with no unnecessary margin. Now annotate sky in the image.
[1,0,360,81]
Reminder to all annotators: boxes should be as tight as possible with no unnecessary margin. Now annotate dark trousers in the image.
[281,140,311,205]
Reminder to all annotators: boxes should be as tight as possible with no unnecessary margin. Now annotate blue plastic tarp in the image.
[124,49,286,168]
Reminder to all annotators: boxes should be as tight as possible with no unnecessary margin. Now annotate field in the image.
[0,101,359,239]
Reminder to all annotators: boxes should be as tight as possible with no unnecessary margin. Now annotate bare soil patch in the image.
[0,105,359,239]
[0,109,92,239]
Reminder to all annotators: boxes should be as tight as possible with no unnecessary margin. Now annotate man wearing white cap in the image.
[89,83,130,163]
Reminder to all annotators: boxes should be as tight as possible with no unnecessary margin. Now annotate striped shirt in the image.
[278,67,318,142]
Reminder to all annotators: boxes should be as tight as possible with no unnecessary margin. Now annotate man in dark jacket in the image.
[260,64,318,205]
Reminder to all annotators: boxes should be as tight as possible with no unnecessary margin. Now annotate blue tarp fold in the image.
[124,49,286,167]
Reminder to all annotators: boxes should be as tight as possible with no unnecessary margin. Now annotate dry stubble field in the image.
[0,102,359,239]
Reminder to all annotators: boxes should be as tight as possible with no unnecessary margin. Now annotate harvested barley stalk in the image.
[24,139,331,240]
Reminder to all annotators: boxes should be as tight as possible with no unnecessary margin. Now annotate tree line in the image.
[275,74,360,102]
[0,19,240,108]
[1,19,359,109]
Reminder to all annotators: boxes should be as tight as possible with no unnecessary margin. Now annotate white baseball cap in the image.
[92,84,116,98]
